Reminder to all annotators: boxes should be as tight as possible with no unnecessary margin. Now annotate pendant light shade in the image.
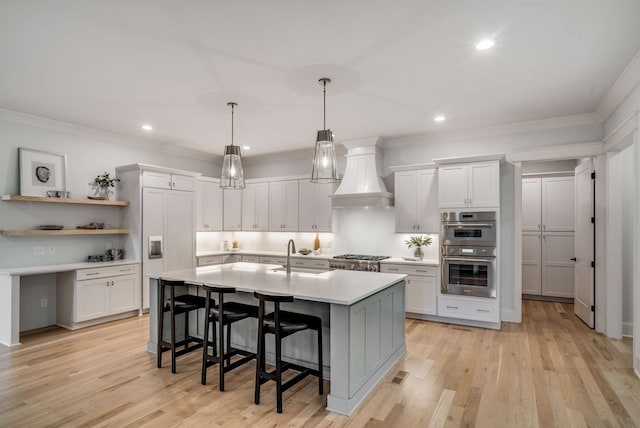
[311,78,338,183]
[220,102,245,190]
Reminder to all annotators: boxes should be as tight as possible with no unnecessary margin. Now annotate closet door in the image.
[542,177,575,232]
[522,232,542,295]
[522,178,541,232]
[542,232,575,298]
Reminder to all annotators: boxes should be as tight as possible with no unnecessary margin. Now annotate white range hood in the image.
[331,137,393,208]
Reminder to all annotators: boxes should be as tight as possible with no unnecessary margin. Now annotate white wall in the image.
[0,115,220,332]
[621,144,634,334]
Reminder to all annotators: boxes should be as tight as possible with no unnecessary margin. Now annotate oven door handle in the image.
[443,223,494,228]
[443,256,495,263]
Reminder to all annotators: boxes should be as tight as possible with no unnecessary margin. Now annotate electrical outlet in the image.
[106,243,112,250]
[33,246,45,256]
[40,298,48,308]
[48,246,56,255]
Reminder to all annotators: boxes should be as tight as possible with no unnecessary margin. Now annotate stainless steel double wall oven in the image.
[440,211,497,298]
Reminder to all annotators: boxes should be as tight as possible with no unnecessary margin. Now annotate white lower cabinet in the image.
[57,264,140,329]
[198,255,223,267]
[259,256,287,265]
[380,264,437,316]
[437,294,499,323]
[522,231,575,298]
[290,258,330,270]
[242,255,260,263]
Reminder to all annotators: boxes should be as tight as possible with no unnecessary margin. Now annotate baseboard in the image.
[523,294,574,304]
[500,309,517,323]
[623,322,633,338]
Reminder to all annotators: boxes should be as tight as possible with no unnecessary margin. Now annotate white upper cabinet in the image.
[541,176,575,231]
[223,189,242,231]
[142,170,195,192]
[522,178,542,231]
[394,169,439,233]
[269,180,299,231]
[522,176,574,232]
[299,180,334,232]
[195,179,222,232]
[438,161,499,208]
[242,182,269,231]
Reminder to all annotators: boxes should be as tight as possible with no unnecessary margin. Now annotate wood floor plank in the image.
[1,300,639,427]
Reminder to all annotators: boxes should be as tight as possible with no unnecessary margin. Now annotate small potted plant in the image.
[92,172,120,200]
[405,235,432,260]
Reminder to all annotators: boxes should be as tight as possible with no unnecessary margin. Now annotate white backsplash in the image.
[196,207,439,261]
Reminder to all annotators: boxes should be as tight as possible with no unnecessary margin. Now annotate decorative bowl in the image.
[298,248,312,255]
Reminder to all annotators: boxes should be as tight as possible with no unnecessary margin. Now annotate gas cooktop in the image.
[332,254,390,261]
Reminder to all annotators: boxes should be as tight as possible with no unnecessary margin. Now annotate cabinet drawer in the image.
[291,259,329,269]
[242,255,260,263]
[142,171,171,189]
[438,295,499,322]
[260,256,286,265]
[76,264,139,281]
[380,264,437,277]
[198,256,222,267]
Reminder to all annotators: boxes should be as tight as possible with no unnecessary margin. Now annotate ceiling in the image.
[1,1,640,158]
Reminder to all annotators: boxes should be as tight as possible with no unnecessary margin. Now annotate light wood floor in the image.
[1,300,638,427]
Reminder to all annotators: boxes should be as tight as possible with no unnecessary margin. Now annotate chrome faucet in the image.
[286,239,296,274]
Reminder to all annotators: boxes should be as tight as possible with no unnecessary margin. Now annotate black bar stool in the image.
[157,278,206,373]
[201,285,258,391]
[253,291,323,413]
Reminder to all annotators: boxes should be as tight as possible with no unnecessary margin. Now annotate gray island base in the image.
[148,262,406,416]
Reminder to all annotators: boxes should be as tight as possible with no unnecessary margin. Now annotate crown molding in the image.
[0,108,220,162]
[595,49,640,122]
[603,111,638,152]
[510,141,604,163]
[381,112,599,149]
[241,144,347,166]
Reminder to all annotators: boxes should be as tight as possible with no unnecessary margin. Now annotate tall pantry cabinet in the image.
[521,176,575,298]
[117,164,200,310]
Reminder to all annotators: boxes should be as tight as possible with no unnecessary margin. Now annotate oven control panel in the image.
[443,246,496,257]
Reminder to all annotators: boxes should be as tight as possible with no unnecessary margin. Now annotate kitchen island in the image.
[149,262,406,416]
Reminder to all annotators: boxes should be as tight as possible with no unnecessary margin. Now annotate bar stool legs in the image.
[253,291,324,413]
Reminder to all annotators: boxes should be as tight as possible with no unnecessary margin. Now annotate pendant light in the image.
[311,78,338,183]
[220,102,245,189]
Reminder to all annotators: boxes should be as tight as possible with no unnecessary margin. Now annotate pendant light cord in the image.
[323,79,326,130]
[231,103,235,147]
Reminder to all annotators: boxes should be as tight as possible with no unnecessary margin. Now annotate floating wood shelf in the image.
[0,229,130,237]
[1,195,129,207]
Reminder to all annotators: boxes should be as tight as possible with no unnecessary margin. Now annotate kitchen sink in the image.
[270,267,333,275]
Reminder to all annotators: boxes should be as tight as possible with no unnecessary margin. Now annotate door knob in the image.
[570,257,577,261]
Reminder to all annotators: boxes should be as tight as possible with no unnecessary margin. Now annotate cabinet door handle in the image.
[416,224,420,230]
[446,305,459,310]
[415,269,427,273]
[477,308,490,313]
[537,224,541,230]
[111,281,114,286]
[570,257,577,261]
[469,198,472,205]
[543,224,546,229]
[86,272,100,276]
[387,268,399,271]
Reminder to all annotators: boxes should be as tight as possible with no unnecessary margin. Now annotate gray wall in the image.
[621,144,634,328]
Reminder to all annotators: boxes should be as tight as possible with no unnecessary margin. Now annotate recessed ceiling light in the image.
[476,39,495,50]
[434,115,446,122]
[242,146,251,151]
[141,124,153,131]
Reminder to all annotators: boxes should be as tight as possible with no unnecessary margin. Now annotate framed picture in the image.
[19,148,67,197]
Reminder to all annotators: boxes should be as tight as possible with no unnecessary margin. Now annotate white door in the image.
[282,180,299,231]
[109,274,139,314]
[438,164,468,208]
[205,181,222,231]
[298,180,317,231]
[242,183,257,230]
[75,279,110,322]
[405,276,437,315]
[394,171,417,232]
[522,232,542,295]
[542,232,575,298]
[542,176,575,231]
[415,169,439,233]
[254,183,270,231]
[223,189,242,230]
[468,161,500,207]
[574,159,595,327]
[165,191,195,271]
[522,178,542,232]
[269,181,285,230]
[314,182,334,232]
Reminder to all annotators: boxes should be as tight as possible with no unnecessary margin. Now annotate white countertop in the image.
[151,262,407,306]
[0,260,140,276]
[380,258,439,266]
[196,250,336,260]
[197,251,440,265]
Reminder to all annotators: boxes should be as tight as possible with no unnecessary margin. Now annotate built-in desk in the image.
[0,260,140,346]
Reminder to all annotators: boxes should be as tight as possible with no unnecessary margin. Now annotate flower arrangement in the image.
[93,172,120,188]
[404,235,432,248]
[405,235,432,260]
